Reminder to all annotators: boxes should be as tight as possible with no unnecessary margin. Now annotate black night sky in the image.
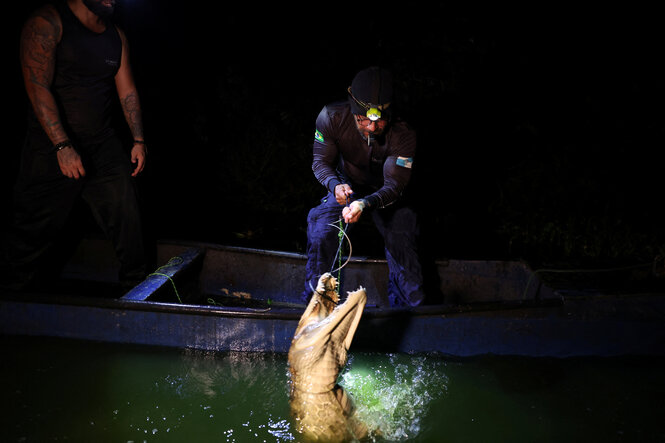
[4,2,664,270]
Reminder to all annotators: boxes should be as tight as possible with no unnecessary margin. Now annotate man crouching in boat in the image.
[304,67,425,308]
[288,272,369,441]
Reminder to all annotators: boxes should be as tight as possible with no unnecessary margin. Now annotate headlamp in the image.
[366,107,381,121]
[348,86,390,121]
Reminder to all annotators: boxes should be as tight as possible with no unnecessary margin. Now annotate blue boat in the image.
[2,238,664,357]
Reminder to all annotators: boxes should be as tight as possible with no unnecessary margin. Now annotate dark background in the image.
[4,1,664,270]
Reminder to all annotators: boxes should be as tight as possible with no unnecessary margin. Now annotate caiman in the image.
[288,272,369,442]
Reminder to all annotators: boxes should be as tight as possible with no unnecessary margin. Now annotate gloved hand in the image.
[342,199,366,224]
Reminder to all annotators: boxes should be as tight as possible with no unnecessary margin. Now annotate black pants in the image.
[5,133,146,288]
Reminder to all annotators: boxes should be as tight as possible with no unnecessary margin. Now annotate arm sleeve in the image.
[364,129,416,209]
[311,106,342,193]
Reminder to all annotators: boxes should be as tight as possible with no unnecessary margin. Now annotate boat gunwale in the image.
[0,288,569,322]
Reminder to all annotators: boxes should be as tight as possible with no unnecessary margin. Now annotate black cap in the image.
[348,67,393,119]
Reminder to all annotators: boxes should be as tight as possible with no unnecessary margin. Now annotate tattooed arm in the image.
[115,27,146,177]
[20,5,86,179]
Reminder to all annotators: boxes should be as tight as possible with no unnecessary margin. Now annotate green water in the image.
[1,336,663,442]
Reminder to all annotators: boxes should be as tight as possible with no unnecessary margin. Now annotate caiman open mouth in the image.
[288,272,369,441]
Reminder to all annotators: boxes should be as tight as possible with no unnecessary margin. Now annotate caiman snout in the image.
[315,272,340,305]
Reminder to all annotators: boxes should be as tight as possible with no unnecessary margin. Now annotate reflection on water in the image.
[2,336,664,442]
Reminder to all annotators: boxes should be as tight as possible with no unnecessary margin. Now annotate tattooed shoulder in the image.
[22,5,62,51]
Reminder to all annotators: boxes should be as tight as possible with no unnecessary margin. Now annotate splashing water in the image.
[340,353,449,441]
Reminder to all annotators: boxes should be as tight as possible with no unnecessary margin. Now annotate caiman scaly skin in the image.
[288,273,368,442]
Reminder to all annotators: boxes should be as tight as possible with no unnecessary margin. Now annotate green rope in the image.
[337,218,344,294]
[147,256,184,303]
[149,272,182,303]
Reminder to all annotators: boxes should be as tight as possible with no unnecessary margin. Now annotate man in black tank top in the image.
[3,0,147,290]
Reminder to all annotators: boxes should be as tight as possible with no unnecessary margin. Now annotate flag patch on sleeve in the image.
[314,129,325,143]
[396,156,413,168]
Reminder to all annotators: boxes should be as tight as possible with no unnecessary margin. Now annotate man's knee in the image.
[307,208,342,246]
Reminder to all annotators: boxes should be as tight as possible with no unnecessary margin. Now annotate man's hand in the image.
[57,146,86,179]
[334,183,353,205]
[130,142,147,176]
[342,200,365,224]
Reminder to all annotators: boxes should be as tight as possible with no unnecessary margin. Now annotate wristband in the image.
[352,199,367,211]
[52,140,72,153]
[133,139,146,145]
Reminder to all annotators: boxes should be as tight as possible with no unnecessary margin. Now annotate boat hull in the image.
[2,239,664,357]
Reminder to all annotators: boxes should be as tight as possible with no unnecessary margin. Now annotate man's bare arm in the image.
[115,27,146,176]
[20,6,85,179]
[115,27,144,141]
[20,5,67,145]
